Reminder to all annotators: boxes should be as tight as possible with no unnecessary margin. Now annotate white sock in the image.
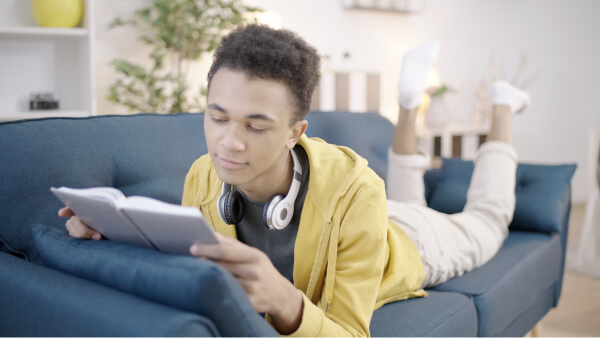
[488,80,531,114]
[397,41,440,110]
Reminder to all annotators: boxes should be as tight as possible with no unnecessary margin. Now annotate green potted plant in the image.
[107,0,260,114]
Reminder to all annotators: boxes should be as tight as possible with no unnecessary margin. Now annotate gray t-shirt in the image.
[234,146,310,283]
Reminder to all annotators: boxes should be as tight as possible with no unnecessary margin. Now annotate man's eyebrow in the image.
[246,114,276,123]
[207,103,227,113]
[207,103,276,123]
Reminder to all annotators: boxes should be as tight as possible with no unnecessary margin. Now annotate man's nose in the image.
[220,124,245,152]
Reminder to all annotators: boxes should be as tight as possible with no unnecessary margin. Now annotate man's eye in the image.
[211,116,226,123]
[248,125,266,133]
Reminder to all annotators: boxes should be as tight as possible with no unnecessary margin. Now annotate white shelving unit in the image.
[416,124,489,167]
[0,110,90,122]
[417,124,489,158]
[0,0,95,121]
[0,26,89,37]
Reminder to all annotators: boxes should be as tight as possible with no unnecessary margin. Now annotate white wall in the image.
[95,0,150,115]
[94,0,212,115]
[94,0,599,203]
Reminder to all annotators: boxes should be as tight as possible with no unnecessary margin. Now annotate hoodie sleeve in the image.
[181,156,207,207]
[284,179,389,337]
[182,154,218,208]
[181,164,198,207]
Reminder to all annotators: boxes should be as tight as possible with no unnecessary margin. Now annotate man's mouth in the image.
[217,156,247,170]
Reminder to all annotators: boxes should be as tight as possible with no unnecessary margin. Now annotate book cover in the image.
[51,186,218,255]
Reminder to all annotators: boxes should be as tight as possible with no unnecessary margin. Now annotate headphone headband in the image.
[279,148,302,207]
[264,148,302,230]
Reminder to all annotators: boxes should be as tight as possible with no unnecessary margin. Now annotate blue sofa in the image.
[0,112,576,336]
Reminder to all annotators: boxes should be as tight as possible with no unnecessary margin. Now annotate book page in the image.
[52,186,125,201]
[118,196,219,256]
[50,187,153,248]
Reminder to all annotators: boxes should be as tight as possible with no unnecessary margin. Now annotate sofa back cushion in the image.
[305,111,394,180]
[0,114,207,262]
[425,158,577,233]
[0,111,395,262]
[0,111,576,262]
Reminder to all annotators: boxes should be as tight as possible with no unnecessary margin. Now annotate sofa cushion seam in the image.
[486,279,558,337]
[417,294,475,336]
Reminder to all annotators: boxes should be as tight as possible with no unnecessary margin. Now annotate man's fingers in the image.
[190,243,223,258]
[65,216,101,240]
[190,233,261,263]
[60,208,101,240]
[216,261,260,280]
[58,207,75,218]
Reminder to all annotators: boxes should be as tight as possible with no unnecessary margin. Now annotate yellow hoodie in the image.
[182,135,426,337]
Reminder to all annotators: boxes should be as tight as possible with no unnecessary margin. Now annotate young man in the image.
[60,24,530,336]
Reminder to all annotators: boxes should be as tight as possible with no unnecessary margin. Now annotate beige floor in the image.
[535,203,600,337]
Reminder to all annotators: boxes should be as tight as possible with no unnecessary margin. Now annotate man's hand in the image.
[190,233,304,334]
[58,207,102,240]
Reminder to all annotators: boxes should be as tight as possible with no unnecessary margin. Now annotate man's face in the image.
[204,68,306,195]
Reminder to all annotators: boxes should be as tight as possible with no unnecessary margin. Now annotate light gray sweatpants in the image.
[386,141,518,288]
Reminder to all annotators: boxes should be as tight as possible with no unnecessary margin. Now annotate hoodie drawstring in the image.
[325,218,339,312]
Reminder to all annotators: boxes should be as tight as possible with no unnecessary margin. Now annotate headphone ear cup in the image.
[223,190,245,224]
[262,194,283,229]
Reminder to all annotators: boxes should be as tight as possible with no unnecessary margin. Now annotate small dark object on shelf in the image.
[30,92,60,110]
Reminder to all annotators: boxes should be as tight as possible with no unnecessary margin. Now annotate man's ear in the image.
[287,119,308,149]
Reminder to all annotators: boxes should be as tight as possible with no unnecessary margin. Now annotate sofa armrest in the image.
[0,253,219,337]
[31,224,279,337]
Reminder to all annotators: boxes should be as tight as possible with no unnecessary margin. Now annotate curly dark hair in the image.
[207,24,320,124]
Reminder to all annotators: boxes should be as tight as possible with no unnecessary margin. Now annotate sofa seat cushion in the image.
[370,290,477,337]
[32,224,278,337]
[432,231,562,337]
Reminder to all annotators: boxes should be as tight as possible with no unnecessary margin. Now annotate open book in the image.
[51,186,218,256]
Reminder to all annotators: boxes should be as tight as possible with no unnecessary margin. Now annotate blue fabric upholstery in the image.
[0,111,575,336]
[305,111,394,180]
[432,231,562,337]
[0,252,219,337]
[426,158,576,233]
[495,283,556,337]
[370,291,478,337]
[32,224,279,337]
[0,114,206,263]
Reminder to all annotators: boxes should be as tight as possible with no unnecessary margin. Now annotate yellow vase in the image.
[32,0,84,28]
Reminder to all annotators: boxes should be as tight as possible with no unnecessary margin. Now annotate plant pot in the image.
[426,96,449,129]
[32,0,83,28]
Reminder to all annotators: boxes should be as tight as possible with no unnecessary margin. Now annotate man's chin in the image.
[214,169,248,186]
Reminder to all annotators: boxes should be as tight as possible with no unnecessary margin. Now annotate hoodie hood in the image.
[298,135,370,221]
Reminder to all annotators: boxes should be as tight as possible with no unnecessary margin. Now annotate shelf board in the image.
[341,0,425,13]
[0,26,88,37]
[342,5,414,13]
[416,124,489,137]
[0,110,91,122]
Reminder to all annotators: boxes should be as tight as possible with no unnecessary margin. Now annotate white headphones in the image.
[217,148,302,230]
